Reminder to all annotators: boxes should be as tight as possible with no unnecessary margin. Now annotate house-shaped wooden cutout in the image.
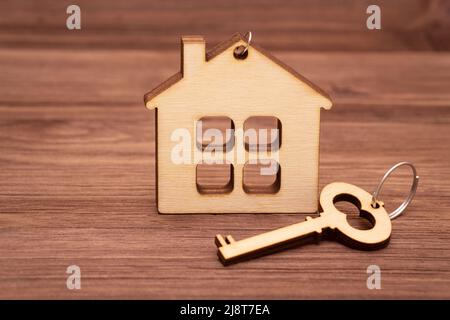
[145,33,332,214]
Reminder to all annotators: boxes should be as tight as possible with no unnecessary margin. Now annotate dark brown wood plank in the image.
[0,49,449,298]
[2,49,450,109]
[1,0,449,51]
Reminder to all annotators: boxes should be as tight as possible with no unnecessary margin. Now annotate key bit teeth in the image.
[226,235,235,244]
[215,234,227,247]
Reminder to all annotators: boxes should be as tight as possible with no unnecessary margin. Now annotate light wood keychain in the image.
[145,32,333,214]
[215,162,419,265]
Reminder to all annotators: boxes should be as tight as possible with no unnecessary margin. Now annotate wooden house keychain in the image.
[215,162,419,265]
[144,32,333,214]
[142,33,419,264]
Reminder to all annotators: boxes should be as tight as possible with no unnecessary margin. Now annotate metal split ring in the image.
[242,31,252,54]
[371,162,419,220]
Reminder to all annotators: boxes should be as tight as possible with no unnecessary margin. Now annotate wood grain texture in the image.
[0,48,449,298]
[244,116,281,152]
[196,163,234,194]
[242,160,281,194]
[1,0,450,51]
[197,116,234,151]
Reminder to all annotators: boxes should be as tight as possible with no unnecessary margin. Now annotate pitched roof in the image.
[144,33,332,105]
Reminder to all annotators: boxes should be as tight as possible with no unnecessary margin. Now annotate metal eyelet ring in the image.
[233,31,252,60]
[371,162,419,220]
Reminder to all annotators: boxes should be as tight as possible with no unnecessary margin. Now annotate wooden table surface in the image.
[1,0,449,299]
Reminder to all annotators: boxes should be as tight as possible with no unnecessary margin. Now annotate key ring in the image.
[371,162,419,220]
[241,31,252,55]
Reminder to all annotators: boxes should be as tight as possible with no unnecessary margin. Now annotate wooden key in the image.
[215,182,392,265]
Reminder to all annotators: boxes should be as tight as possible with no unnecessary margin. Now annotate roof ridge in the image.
[144,33,331,107]
[205,33,245,61]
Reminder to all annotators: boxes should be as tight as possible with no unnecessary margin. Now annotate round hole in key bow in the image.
[333,194,374,230]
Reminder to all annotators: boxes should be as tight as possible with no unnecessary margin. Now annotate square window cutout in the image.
[244,116,281,152]
[196,162,234,194]
[243,160,280,194]
[196,116,234,152]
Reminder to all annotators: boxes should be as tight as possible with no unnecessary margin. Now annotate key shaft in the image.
[217,215,330,263]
